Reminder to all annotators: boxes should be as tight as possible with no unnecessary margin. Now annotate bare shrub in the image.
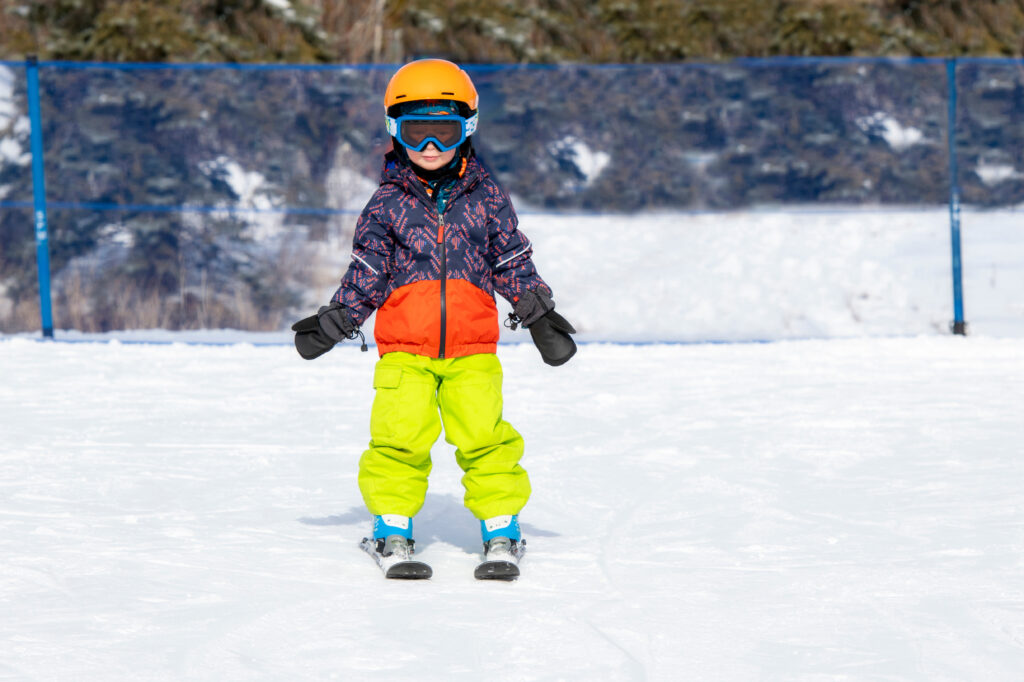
[0,294,43,333]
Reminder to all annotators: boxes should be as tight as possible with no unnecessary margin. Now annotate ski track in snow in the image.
[2,337,1024,680]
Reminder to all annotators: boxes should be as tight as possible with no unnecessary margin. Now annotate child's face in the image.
[406,142,457,171]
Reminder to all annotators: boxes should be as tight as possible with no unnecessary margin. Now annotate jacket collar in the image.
[381,151,484,202]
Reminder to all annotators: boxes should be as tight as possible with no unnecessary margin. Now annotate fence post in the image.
[946,58,966,335]
[26,56,54,339]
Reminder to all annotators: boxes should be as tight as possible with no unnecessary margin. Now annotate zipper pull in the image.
[437,213,444,243]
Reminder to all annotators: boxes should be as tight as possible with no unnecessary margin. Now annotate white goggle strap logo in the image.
[464,113,478,136]
[385,115,399,137]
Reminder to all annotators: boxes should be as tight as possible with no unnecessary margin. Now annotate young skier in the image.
[291,58,577,580]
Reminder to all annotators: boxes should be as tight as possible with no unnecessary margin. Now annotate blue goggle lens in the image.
[401,119,463,151]
[386,114,477,152]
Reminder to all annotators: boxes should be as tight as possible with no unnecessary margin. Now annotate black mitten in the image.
[528,310,577,366]
[511,290,576,366]
[291,314,336,360]
[513,289,555,328]
[291,303,363,360]
[316,302,358,341]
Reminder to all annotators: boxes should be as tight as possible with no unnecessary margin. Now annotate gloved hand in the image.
[513,290,577,366]
[316,302,358,342]
[528,310,577,366]
[512,289,555,327]
[291,302,362,360]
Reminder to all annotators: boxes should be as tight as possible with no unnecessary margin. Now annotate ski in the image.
[359,537,432,580]
[474,538,526,581]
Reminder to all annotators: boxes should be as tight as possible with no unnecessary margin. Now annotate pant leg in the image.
[358,352,442,518]
[436,353,530,520]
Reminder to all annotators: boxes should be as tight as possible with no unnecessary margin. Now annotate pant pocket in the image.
[369,364,403,442]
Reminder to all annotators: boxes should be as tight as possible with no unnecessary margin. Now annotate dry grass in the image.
[316,0,403,63]
[0,294,43,333]
[0,269,288,334]
[0,209,349,336]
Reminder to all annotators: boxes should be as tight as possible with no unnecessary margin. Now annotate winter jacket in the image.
[332,153,551,358]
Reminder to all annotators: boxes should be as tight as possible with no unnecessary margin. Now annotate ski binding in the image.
[360,536,432,580]
[474,538,526,581]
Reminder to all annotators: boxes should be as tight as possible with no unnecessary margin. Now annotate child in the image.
[292,59,577,580]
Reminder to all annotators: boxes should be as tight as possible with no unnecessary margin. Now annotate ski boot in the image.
[359,515,432,579]
[474,515,526,581]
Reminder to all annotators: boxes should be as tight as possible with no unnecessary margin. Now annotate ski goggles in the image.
[385,113,478,152]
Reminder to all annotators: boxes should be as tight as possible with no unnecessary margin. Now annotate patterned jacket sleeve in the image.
[330,198,393,326]
[487,183,552,306]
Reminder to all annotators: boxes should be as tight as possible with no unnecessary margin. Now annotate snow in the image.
[0,65,16,122]
[198,156,284,243]
[0,65,30,169]
[526,207,953,341]
[856,113,924,150]
[2,336,1023,679]
[3,205,1024,679]
[261,0,296,20]
[975,162,1021,186]
[0,137,28,167]
[555,135,611,186]
[325,161,378,212]
[198,156,273,211]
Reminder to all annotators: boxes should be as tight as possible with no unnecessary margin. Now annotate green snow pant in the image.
[358,351,530,520]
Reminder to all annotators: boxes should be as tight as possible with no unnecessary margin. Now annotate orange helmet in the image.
[384,59,479,115]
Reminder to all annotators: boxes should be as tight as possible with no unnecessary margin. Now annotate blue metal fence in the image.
[2,57,1023,336]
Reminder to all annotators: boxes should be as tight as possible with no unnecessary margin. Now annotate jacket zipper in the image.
[437,210,447,359]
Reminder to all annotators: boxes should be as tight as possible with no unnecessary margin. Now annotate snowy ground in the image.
[2,335,1023,681]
